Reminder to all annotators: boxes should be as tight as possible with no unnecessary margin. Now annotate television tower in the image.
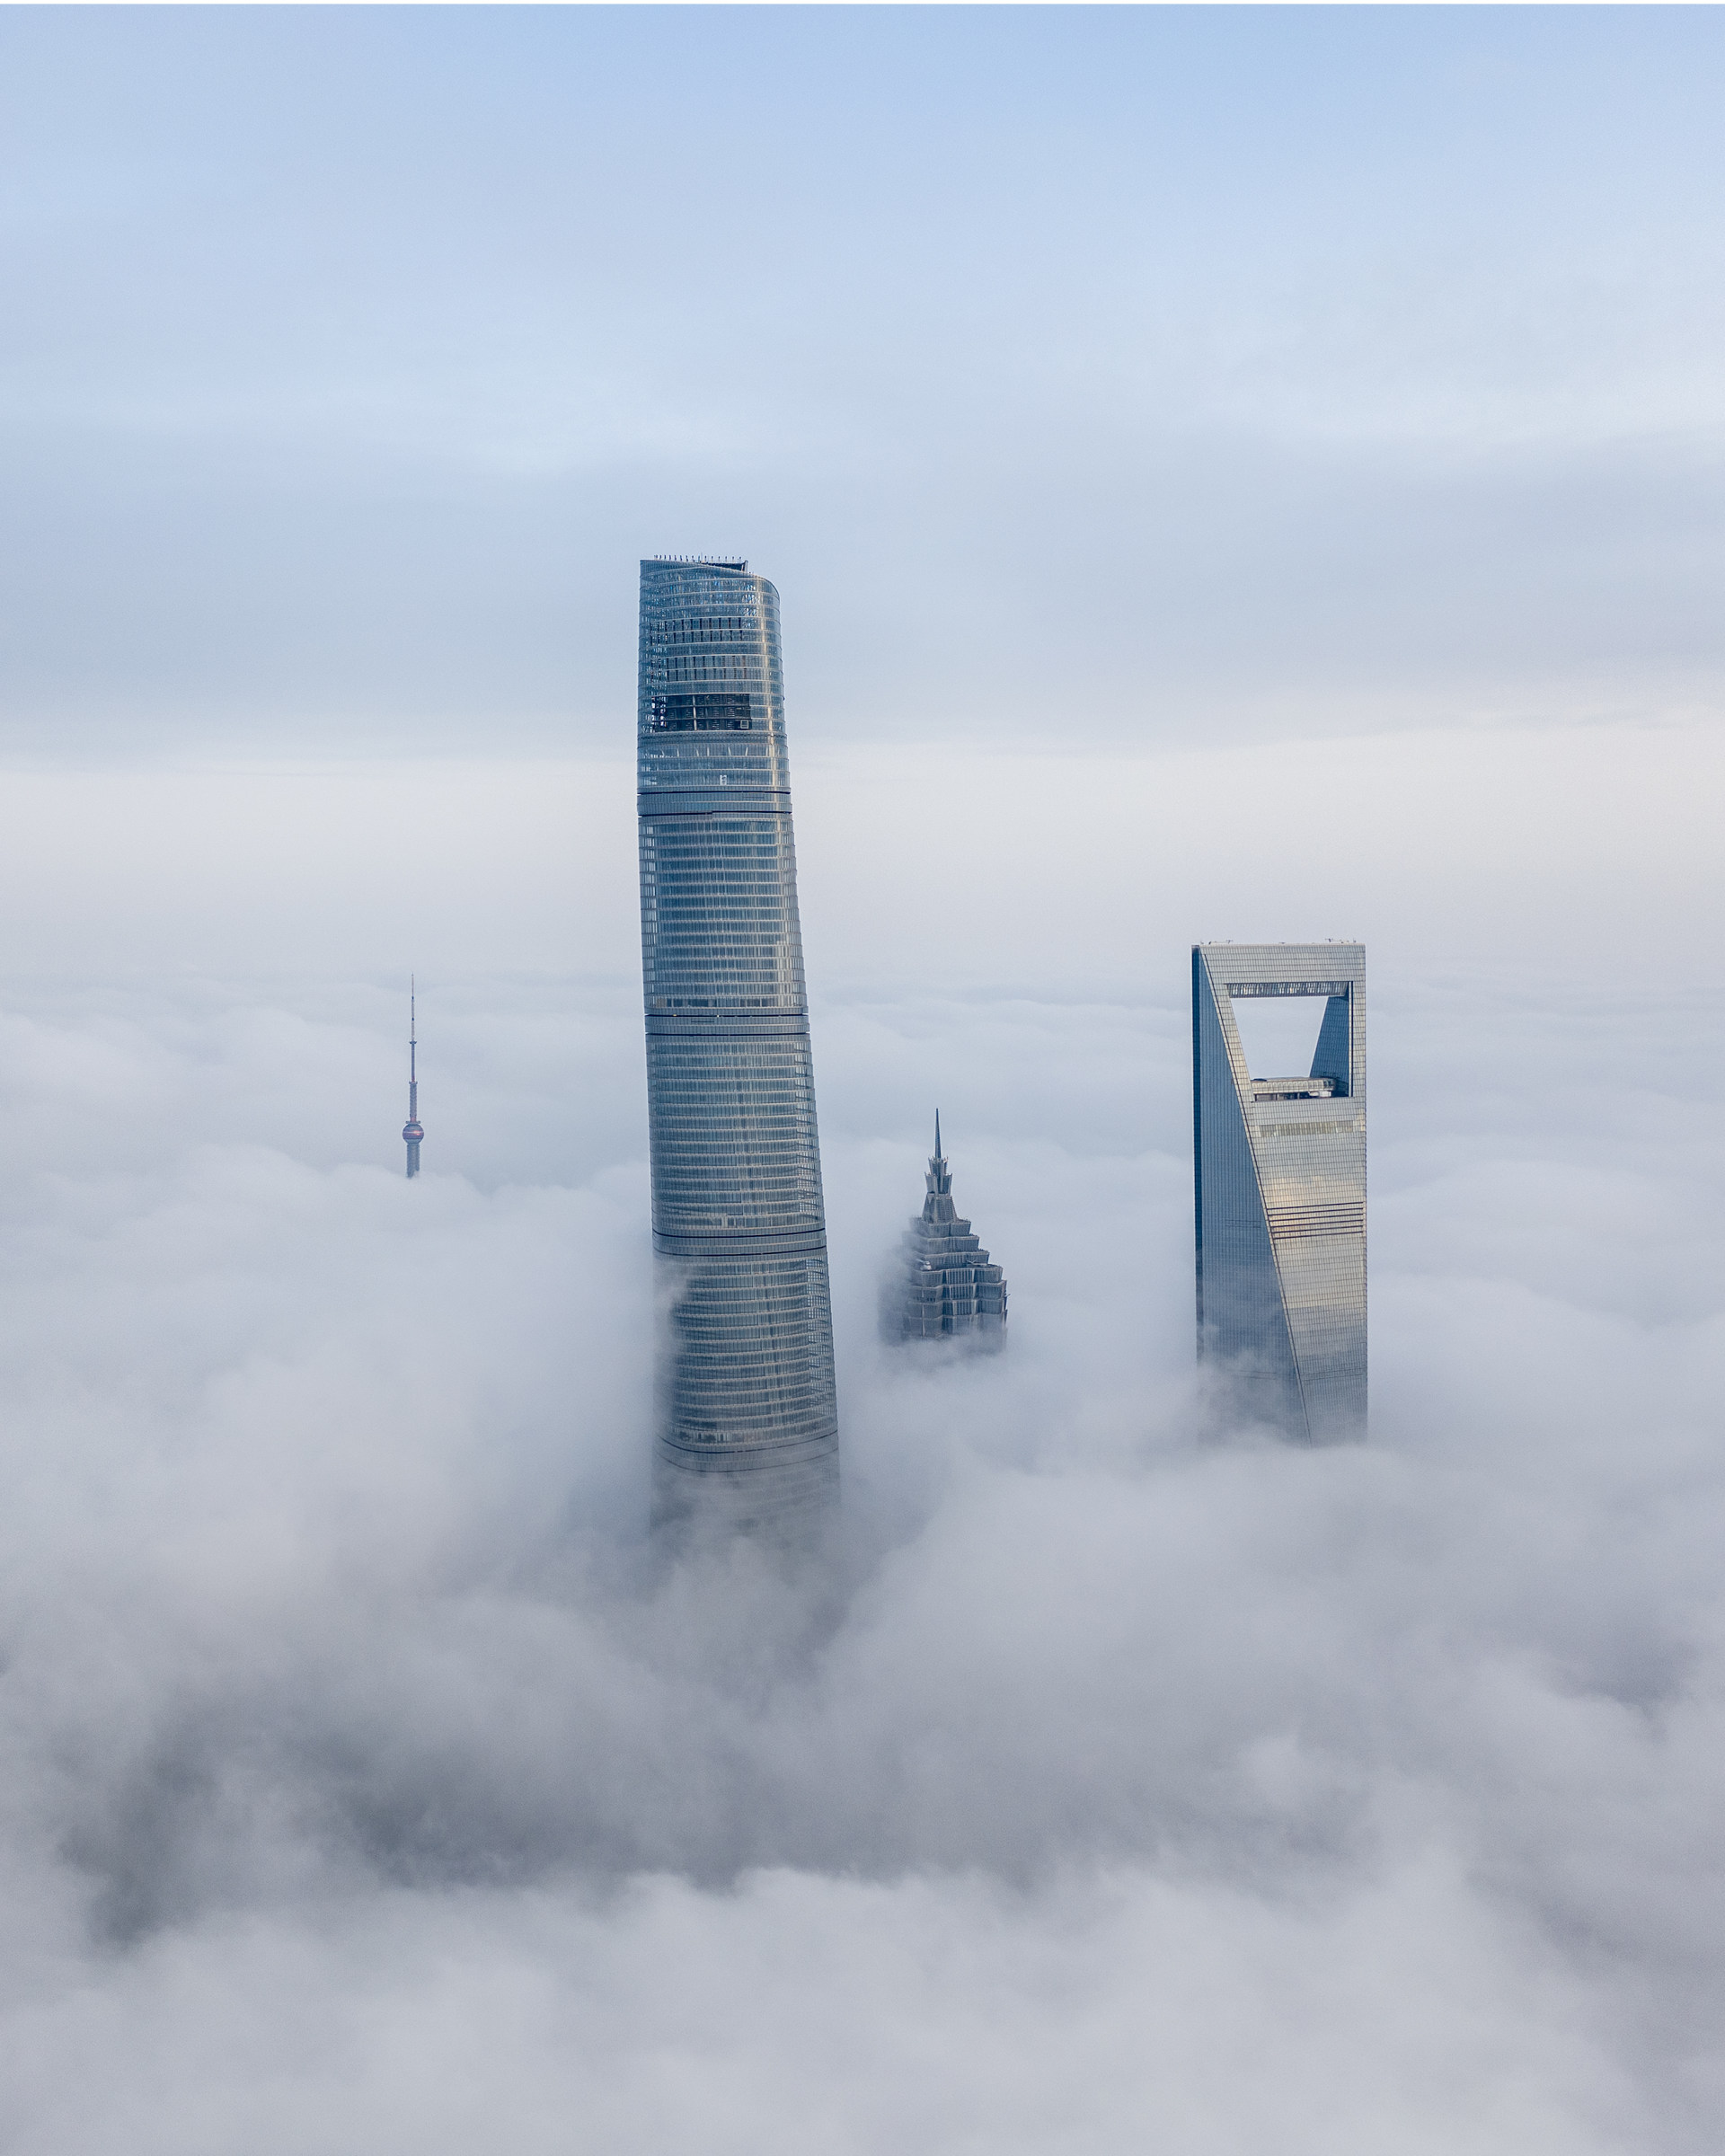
[402,976,423,1178]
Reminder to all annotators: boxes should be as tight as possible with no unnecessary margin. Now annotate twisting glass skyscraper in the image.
[1192,942,1367,1444]
[637,558,839,1535]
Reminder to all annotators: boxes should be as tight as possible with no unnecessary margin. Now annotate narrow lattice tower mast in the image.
[402,976,423,1179]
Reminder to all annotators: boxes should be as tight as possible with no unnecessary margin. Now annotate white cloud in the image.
[0,933,1720,2149]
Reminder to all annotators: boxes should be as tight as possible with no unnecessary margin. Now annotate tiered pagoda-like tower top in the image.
[892,1116,1007,1347]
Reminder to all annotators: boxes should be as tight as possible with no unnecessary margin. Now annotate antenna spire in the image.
[934,1109,942,1161]
[402,976,424,1179]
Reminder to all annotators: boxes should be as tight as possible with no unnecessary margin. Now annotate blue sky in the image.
[3,6,1722,751]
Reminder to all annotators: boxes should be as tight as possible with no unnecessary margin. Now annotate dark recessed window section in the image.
[650,693,754,731]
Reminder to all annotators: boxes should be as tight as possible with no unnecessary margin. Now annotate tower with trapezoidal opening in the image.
[1192,941,1366,1443]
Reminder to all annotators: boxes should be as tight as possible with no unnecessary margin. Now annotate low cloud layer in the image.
[0,959,1721,2152]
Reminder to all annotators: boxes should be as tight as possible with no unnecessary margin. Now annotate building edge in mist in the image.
[637,556,840,1537]
[1192,942,1366,1443]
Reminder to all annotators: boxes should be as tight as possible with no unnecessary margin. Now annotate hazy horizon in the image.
[2,10,1723,2152]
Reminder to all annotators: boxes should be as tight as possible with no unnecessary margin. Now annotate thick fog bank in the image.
[0,968,1721,2152]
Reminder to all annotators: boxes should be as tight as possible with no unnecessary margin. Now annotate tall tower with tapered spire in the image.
[402,977,423,1179]
[889,1115,1007,1346]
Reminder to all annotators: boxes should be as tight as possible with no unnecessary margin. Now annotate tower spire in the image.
[402,975,423,1178]
[934,1108,942,1161]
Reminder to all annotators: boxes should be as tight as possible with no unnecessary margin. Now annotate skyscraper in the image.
[637,557,839,1535]
[890,1115,1008,1346]
[402,977,423,1179]
[1192,942,1366,1443]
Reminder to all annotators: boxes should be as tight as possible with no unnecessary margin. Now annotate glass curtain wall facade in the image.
[1192,942,1367,1443]
[638,558,840,1534]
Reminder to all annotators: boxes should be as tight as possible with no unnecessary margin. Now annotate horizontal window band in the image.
[646,1014,809,1036]
[654,1230,829,1257]
[638,794,790,817]
[661,1436,838,1454]
[1267,1204,1366,1240]
[657,1438,840,1467]
[1255,1121,1363,1138]
[1225,981,1354,997]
